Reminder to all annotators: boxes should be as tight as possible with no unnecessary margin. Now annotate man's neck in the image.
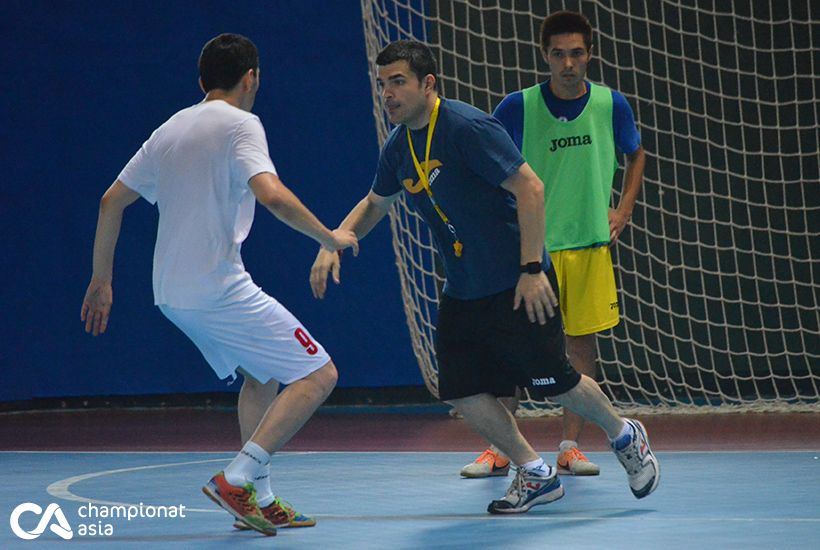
[204,90,248,111]
[405,94,439,130]
[548,79,587,100]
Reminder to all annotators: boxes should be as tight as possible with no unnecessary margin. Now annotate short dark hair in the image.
[375,40,438,90]
[540,11,593,55]
[198,33,259,92]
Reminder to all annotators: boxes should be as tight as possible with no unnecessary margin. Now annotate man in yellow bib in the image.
[461,11,646,478]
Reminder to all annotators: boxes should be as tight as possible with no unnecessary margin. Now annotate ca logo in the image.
[10,502,73,540]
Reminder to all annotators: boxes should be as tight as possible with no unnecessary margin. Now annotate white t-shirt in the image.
[118,100,276,309]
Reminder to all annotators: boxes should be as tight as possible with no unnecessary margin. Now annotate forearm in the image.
[515,182,546,264]
[263,185,336,248]
[91,201,125,281]
[502,165,546,264]
[616,146,645,217]
[336,195,390,240]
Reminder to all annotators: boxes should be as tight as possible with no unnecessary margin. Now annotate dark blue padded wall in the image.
[0,1,421,401]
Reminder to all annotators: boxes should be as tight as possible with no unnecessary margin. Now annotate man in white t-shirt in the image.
[81,33,358,537]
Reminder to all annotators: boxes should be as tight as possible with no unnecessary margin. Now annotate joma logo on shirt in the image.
[532,377,556,386]
[549,135,592,152]
[402,160,442,193]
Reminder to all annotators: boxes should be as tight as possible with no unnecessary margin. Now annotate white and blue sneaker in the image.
[612,419,660,499]
[487,465,564,514]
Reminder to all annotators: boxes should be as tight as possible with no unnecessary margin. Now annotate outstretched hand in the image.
[81,278,113,336]
[326,229,359,256]
[513,272,558,325]
[310,248,342,299]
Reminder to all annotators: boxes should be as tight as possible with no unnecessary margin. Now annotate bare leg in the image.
[450,393,539,466]
[562,333,598,443]
[487,393,520,457]
[248,361,338,453]
[552,374,623,439]
[237,371,280,444]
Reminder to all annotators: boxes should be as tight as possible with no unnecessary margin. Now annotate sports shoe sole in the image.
[556,463,601,476]
[629,420,660,499]
[460,464,510,478]
[487,479,565,514]
[202,484,276,536]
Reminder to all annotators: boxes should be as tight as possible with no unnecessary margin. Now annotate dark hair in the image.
[540,11,593,55]
[375,40,438,89]
[198,33,259,92]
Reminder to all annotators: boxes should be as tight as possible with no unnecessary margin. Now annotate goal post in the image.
[360,0,819,414]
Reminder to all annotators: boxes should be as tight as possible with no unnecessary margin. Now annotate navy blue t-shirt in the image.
[372,98,547,300]
[493,80,641,155]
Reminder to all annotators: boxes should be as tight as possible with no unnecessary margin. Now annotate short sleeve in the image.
[371,145,402,197]
[232,116,277,187]
[118,139,158,204]
[612,91,641,155]
[458,116,525,187]
[492,92,524,151]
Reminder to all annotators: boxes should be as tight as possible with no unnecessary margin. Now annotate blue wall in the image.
[0,1,422,402]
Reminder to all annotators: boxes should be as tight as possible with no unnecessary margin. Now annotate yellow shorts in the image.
[550,245,619,336]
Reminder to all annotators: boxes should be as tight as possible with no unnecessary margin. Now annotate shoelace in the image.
[562,448,587,463]
[264,498,295,523]
[477,450,498,464]
[233,485,259,515]
[615,442,642,474]
[507,468,526,500]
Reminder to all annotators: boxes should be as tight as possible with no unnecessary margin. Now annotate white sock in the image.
[253,465,274,508]
[559,440,579,452]
[224,441,270,486]
[520,457,552,477]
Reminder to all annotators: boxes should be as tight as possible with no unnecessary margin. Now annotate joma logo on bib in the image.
[549,135,592,152]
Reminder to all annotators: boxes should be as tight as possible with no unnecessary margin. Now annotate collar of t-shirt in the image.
[540,80,591,122]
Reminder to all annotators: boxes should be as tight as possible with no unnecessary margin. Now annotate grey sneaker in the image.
[487,466,564,514]
[612,419,660,499]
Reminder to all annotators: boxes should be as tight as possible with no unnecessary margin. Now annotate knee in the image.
[315,360,338,394]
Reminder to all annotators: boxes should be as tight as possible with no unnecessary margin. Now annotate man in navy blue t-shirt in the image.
[310,40,659,514]
[461,10,647,481]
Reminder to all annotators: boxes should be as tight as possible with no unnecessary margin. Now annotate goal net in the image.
[360,0,819,414]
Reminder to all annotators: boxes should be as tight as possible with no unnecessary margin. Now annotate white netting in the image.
[360,0,819,414]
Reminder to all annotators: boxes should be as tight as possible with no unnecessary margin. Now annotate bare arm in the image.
[609,144,645,244]
[501,163,557,325]
[249,172,359,254]
[310,190,399,299]
[81,180,140,336]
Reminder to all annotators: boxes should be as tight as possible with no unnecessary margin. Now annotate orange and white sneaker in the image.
[233,496,316,530]
[556,446,601,476]
[460,448,511,478]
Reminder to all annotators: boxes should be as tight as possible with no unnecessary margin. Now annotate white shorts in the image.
[158,289,330,385]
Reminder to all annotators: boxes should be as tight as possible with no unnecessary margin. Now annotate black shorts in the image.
[435,266,581,401]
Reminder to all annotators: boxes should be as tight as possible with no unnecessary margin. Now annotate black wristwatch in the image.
[520,261,542,274]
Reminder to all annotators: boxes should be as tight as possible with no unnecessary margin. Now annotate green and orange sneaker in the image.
[233,496,316,530]
[202,471,276,536]
[460,448,511,478]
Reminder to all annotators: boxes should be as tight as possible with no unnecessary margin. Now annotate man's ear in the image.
[424,74,437,93]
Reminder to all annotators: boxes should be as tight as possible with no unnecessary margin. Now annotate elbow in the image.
[259,187,287,213]
[526,176,544,204]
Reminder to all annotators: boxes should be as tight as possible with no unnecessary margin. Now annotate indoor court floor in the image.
[1,408,818,548]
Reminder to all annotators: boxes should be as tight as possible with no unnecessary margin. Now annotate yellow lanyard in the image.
[406,97,463,257]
